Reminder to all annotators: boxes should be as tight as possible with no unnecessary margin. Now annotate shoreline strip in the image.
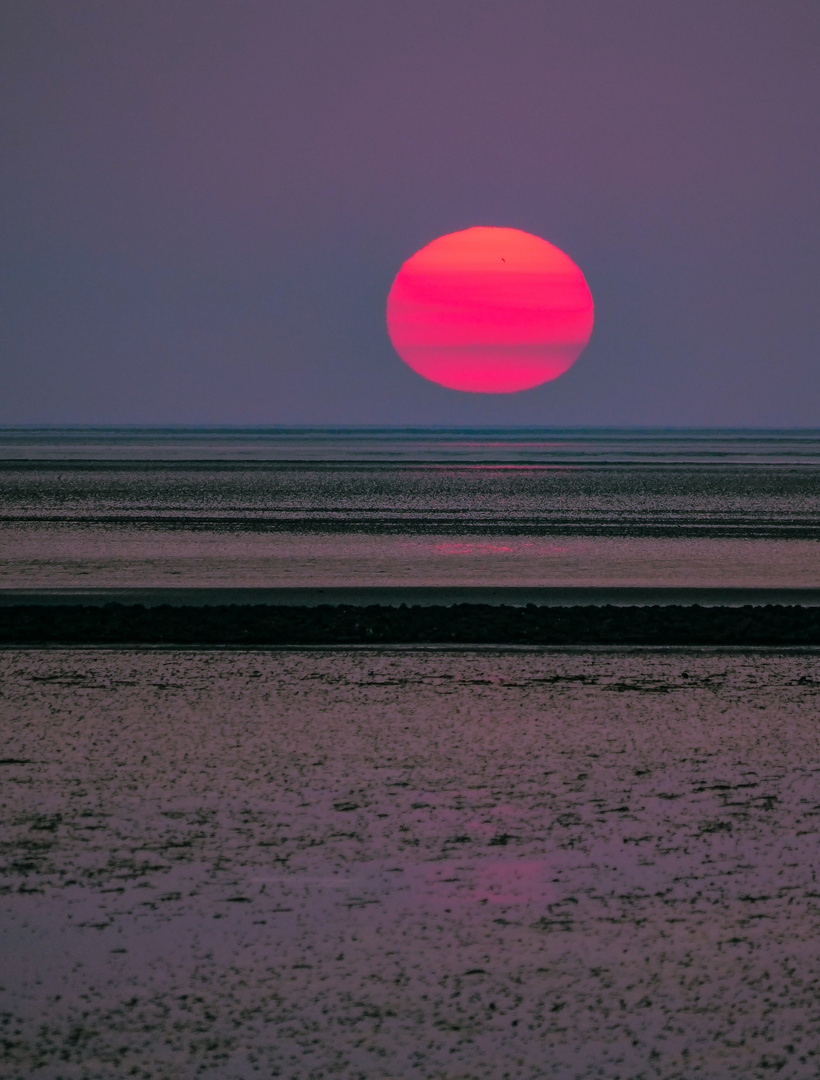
[3,586,820,608]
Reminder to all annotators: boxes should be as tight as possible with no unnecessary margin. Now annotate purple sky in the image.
[1,0,818,427]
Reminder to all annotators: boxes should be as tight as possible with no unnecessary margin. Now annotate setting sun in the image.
[386,226,594,393]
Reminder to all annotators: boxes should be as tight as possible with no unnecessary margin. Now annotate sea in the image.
[5,426,820,1077]
[1,425,819,594]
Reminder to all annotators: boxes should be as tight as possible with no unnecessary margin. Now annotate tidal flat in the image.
[1,648,819,1079]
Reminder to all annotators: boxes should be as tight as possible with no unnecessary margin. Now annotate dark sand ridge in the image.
[3,596,820,646]
[2,648,820,1078]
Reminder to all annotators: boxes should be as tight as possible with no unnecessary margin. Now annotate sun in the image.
[386,226,594,393]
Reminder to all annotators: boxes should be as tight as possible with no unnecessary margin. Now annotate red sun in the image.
[386,226,594,393]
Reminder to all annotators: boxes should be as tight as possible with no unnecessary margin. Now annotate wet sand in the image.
[2,648,820,1078]
[4,586,820,607]
[4,529,820,593]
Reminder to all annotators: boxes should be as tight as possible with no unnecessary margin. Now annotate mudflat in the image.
[2,648,819,1079]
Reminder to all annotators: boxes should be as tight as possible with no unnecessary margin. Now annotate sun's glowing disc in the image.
[386,226,594,393]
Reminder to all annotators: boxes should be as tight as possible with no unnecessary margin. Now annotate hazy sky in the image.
[1,0,818,427]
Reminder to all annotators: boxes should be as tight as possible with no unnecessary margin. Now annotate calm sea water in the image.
[3,426,820,462]
[2,427,820,589]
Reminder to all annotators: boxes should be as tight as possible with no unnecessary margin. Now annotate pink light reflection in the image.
[427,464,581,471]
[434,542,514,555]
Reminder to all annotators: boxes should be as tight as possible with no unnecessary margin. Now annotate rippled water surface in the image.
[2,427,820,588]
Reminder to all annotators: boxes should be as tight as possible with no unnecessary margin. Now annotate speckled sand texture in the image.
[2,648,820,1079]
